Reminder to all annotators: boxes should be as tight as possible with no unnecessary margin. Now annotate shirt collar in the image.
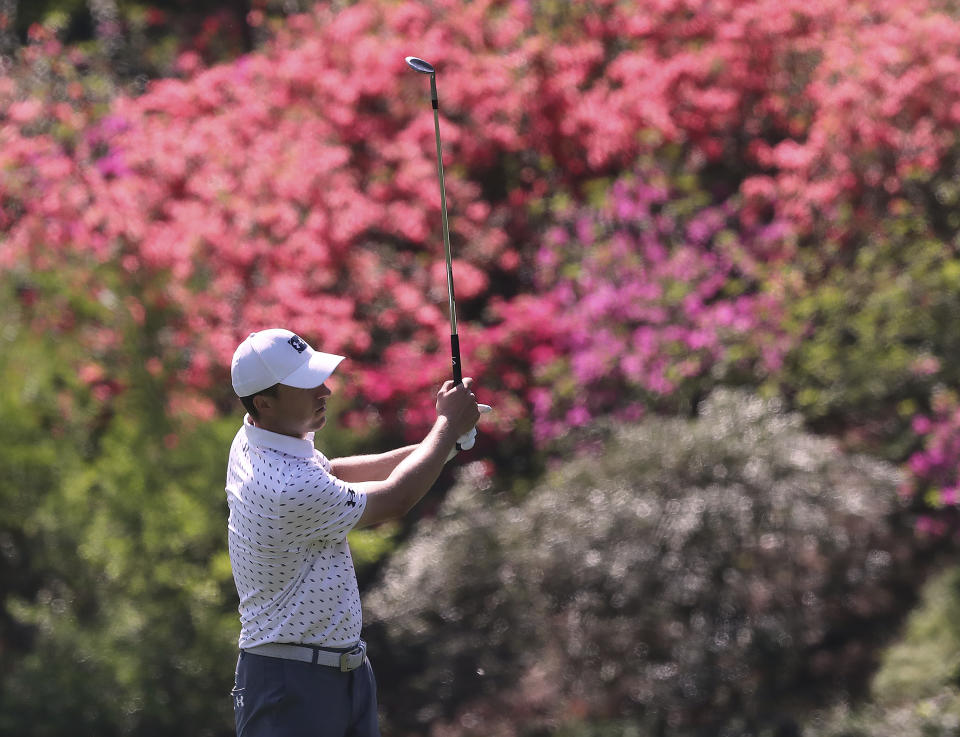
[242,415,316,458]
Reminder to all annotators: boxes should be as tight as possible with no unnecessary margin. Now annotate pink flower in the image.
[912,416,933,435]
[566,406,592,427]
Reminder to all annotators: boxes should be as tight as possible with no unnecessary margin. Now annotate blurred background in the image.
[3,0,960,735]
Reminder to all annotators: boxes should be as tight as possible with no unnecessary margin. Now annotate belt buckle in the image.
[339,643,365,672]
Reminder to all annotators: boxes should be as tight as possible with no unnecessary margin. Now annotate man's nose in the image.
[316,384,332,398]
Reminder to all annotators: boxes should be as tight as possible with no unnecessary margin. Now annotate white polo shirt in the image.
[225,416,367,649]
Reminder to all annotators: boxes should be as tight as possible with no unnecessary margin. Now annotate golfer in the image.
[225,328,481,737]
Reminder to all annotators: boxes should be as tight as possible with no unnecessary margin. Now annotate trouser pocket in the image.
[232,652,287,736]
[232,653,247,734]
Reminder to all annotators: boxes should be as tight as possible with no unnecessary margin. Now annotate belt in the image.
[243,641,367,672]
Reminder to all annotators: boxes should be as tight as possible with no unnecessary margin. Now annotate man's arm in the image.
[330,447,418,483]
[353,380,480,529]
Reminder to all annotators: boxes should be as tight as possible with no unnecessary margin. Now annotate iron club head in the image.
[405,56,435,75]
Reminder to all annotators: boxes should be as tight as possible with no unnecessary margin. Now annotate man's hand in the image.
[355,379,483,528]
[436,378,481,436]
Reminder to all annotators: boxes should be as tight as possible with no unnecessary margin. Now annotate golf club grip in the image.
[451,333,462,385]
[452,333,462,451]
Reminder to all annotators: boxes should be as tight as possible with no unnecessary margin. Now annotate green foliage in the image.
[805,692,960,737]
[775,205,960,459]
[364,390,924,737]
[873,566,960,703]
[0,298,80,733]
[12,0,320,82]
[349,523,400,583]
[0,383,241,736]
[804,566,960,737]
[0,276,237,735]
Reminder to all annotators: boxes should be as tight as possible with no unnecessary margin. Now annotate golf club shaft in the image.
[429,74,462,386]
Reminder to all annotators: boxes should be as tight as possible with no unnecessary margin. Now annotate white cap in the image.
[231,328,345,397]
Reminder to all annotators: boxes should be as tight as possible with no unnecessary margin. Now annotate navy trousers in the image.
[232,650,381,737]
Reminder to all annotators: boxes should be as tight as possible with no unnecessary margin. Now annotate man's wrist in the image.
[432,415,460,449]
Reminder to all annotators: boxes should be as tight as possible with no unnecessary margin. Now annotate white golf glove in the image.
[447,404,492,462]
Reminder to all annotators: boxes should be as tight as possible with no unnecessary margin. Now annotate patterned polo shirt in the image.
[225,416,367,649]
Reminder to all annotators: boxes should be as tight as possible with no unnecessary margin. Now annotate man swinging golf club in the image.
[226,328,485,737]
[226,56,482,736]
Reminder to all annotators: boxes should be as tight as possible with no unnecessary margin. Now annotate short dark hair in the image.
[240,384,280,420]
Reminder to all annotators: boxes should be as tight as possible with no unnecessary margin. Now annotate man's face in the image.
[254,383,333,438]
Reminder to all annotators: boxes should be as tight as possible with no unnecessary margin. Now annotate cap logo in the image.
[288,335,308,353]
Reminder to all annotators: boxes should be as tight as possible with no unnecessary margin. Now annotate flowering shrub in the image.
[364,391,923,737]
[4,0,812,432]
[519,159,794,441]
[8,2,960,734]
[766,1,960,240]
[5,0,960,515]
[907,389,960,533]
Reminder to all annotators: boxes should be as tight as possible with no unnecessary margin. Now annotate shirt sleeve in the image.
[278,461,366,545]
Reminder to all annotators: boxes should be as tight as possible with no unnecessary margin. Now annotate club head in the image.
[405,56,435,75]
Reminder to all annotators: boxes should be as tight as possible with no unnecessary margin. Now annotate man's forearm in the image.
[354,418,458,528]
[388,420,454,488]
[330,446,418,483]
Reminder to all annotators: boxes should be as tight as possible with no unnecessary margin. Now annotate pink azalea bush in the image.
[2,0,835,436]
[4,0,960,520]
[513,164,793,442]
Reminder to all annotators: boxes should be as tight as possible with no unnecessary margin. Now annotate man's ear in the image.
[253,393,274,416]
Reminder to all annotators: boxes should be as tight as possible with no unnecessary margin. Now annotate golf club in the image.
[405,55,462,387]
